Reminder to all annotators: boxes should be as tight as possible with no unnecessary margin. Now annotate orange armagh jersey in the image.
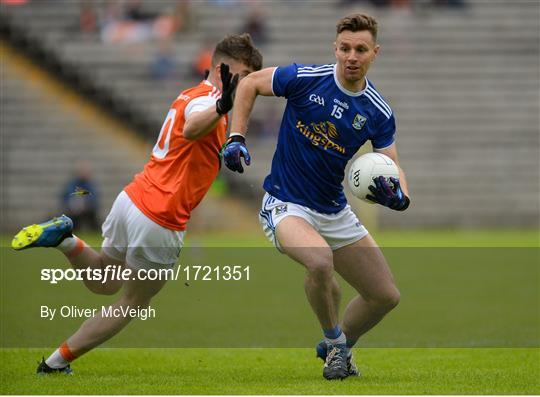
[125,80,227,231]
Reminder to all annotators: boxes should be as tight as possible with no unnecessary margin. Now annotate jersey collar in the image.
[202,79,222,95]
[333,64,368,97]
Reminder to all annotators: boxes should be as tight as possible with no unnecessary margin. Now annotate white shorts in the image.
[258,192,369,251]
[101,191,185,269]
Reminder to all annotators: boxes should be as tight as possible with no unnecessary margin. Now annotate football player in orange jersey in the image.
[11,34,262,374]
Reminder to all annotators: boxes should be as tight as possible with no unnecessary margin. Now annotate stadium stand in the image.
[1,0,538,229]
[1,43,147,229]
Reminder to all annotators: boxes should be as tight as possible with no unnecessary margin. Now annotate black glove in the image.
[367,176,410,211]
[215,63,239,115]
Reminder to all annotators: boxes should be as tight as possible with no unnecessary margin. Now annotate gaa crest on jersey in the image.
[352,114,367,131]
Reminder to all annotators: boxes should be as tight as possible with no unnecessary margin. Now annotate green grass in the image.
[1,348,539,394]
[164,229,540,248]
[1,230,539,394]
[2,229,539,248]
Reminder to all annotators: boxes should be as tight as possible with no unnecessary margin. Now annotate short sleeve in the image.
[184,95,217,119]
[272,63,300,98]
[371,113,396,150]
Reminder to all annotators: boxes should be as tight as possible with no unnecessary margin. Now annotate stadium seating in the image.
[1,0,538,228]
[1,47,146,229]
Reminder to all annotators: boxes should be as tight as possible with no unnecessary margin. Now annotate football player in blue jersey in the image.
[222,14,410,380]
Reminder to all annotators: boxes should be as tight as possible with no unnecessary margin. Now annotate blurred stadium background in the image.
[1,0,539,236]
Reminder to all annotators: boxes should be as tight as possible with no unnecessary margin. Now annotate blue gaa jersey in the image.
[264,63,396,214]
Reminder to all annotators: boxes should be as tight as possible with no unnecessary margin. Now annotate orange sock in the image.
[63,236,86,259]
[59,341,77,362]
[45,341,77,368]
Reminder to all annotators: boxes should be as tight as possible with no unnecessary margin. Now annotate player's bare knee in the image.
[366,287,400,314]
[121,291,152,307]
[86,281,121,296]
[122,284,159,307]
[306,257,334,282]
[101,283,123,296]
[385,288,401,311]
[375,288,400,313]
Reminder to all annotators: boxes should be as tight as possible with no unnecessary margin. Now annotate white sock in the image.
[325,331,347,346]
[57,236,78,253]
[45,349,69,369]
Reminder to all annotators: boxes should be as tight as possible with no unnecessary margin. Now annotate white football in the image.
[347,153,399,203]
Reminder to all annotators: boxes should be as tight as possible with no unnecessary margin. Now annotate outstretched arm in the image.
[229,67,276,136]
[222,67,276,173]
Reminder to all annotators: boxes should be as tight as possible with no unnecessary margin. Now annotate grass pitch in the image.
[1,230,539,394]
[1,348,539,394]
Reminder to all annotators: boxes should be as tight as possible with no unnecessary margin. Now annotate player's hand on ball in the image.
[222,135,251,173]
[216,63,239,115]
[366,176,410,211]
